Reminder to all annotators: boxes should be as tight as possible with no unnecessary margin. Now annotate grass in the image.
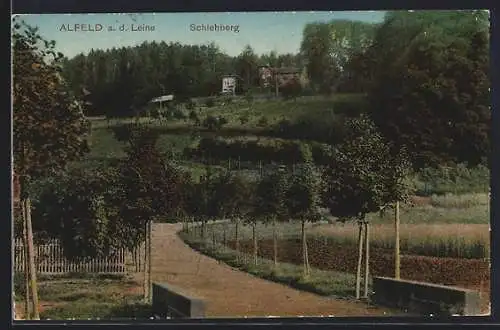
[179,232,361,300]
[308,223,490,259]
[429,193,489,209]
[199,193,490,259]
[14,272,152,320]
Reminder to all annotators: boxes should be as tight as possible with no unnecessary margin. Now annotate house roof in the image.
[150,95,174,103]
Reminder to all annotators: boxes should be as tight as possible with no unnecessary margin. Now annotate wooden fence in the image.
[13,239,145,274]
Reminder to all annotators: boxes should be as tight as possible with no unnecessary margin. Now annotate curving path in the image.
[149,223,400,317]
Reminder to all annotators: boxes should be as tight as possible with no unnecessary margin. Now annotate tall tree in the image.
[367,10,490,169]
[114,124,184,301]
[12,19,90,319]
[236,45,259,91]
[301,20,376,93]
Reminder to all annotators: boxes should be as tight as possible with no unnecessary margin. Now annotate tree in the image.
[323,114,412,299]
[115,124,184,301]
[221,173,254,260]
[31,167,124,261]
[300,20,376,94]
[367,10,490,169]
[286,145,323,277]
[12,19,90,319]
[236,45,259,91]
[255,165,290,270]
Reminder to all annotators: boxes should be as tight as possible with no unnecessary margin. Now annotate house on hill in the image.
[258,66,308,88]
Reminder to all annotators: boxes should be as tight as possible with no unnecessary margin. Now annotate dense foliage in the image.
[365,11,490,169]
[61,42,302,117]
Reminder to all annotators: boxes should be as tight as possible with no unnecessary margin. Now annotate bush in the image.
[185,99,196,110]
[244,91,254,103]
[218,116,228,128]
[430,193,489,209]
[150,108,163,119]
[280,78,302,100]
[257,116,269,127]
[205,97,215,108]
[184,136,334,166]
[171,108,186,120]
[270,113,347,145]
[239,113,250,125]
[222,96,234,104]
[202,115,218,131]
[31,168,121,260]
[412,164,490,196]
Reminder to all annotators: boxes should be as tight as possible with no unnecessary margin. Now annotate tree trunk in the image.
[355,221,364,300]
[201,220,206,239]
[235,221,240,261]
[252,222,258,266]
[395,201,400,279]
[22,201,30,319]
[273,217,278,269]
[363,221,370,299]
[305,227,310,275]
[137,245,141,273]
[223,223,227,247]
[24,198,39,319]
[148,220,153,302]
[143,222,149,301]
[301,221,309,278]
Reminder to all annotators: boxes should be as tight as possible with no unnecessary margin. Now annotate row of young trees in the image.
[29,111,412,302]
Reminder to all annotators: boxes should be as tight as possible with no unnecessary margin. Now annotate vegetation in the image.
[13,10,490,318]
[14,273,151,320]
[13,18,91,320]
[180,232,362,299]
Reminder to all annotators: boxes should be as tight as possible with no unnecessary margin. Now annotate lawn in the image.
[14,273,151,320]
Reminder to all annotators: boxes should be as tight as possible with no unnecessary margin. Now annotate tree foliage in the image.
[12,19,90,184]
[366,10,490,169]
[324,114,412,220]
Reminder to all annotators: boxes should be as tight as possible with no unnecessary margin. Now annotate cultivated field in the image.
[179,191,491,314]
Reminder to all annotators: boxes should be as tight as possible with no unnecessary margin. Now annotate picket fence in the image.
[13,239,143,274]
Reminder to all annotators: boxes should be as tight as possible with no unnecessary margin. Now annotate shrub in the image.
[185,99,196,110]
[430,193,489,209]
[257,116,269,127]
[205,97,215,108]
[280,77,302,100]
[244,91,254,103]
[412,164,490,196]
[202,115,220,131]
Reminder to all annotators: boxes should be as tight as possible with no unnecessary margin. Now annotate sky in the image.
[13,11,386,59]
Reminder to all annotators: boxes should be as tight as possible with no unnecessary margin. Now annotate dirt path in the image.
[148,223,399,317]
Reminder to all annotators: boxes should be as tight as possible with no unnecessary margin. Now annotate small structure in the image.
[258,66,302,88]
[221,75,237,96]
[150,95,174,108]
[258,66,273,88]
[275,67,302,87]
